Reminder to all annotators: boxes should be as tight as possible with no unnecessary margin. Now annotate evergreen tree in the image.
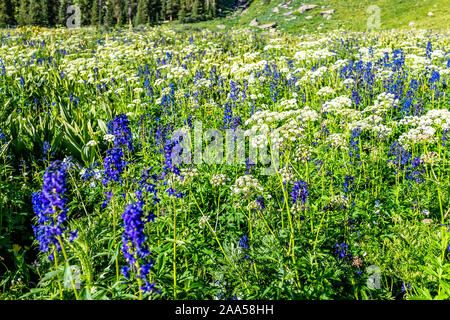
[45,0,59,26]
[0,0,13,27]
[6,0,219,27]
[91,0,100,25]
[27,0,48,26]
[178,0,186,22]
[118,0,128,26]
[79,0,93,26]
[148,0,159,24]
[165,0,173,21]
[123,0,136,27]
[17,0,29,25]
[134,0,149,25]
[104,0,115,26]
[191,0,198,21]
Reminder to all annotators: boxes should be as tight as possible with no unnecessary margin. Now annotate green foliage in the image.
[0,22,449,300]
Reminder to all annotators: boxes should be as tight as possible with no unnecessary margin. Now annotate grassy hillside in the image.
[178,0,450,33]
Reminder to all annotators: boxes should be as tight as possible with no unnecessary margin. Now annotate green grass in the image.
[175,0,450,33]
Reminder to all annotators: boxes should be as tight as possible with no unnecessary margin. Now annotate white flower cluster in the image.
[250,134,269,149]
[316,86,336,97]
[278,166,295,184]
[292,144,313,163]
[175,88,186,100]
[278,98,298,110]
[322,96,352,113]
[244,105,318,150]
[398,109,450,146]
[295,66,328,86]
[194,78,212,89]
[330,195,350,209]
[103,134,115,143]
[80,168,101,180]
[230,175,263,197]
[86,140,98,147]
[296,107,319,122]
[210,174,230,187]
[181,168,199,180]
[330,59,349,71]
[245,110,300,127]
[326,133,348,149]
[198,215,210,229]
[430,49,445,60]
[399,109,450,129]
[276,119,304,144]
[349,115,393,137]
[362,93,399,115]
[293,49,335,62]
[399,125,437,146]
[161,86,172,96]
[420,152,440,166]
[405,54,430,72]
[247,199,265,211]
[291,203,307,215]
[343,78,355,86]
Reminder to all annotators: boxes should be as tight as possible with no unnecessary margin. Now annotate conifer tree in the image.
[6,0,220,27]
[79,0,93,26]
[134,0,149,25]
[178,0,186,22]
[17,0,29,26]
[117,0,128,26]
[91,0,100,25]
[0,0,13,27]
[28,0,48,26]
[58,0,71,26]
[191,0,198,21]
[45,0,59,26]
[105,0,115,26]
[148,0,159,24]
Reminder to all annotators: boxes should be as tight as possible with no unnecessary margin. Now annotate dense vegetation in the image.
[0,24,449,300]
[0,0,227,28]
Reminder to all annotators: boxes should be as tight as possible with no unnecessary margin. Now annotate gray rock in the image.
[320,9,335,19]
[259,22,277,29]
[298,4,318,13]
[283,11,293,16]
[320,9,335,16]
[216,24,226,29]
[305,15,313,19]
[249,18,259,26]
[272,7,279,13]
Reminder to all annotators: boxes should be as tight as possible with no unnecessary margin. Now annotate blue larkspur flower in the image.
[121,200,157,294]
[32,161,77,260]
[108,113,133,151]
[291,180,308,205]
[102,147,126,186]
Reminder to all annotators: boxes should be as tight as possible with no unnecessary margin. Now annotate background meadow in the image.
[0,23,449,300]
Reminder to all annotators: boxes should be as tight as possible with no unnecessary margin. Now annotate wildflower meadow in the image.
[0,21,449,301]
